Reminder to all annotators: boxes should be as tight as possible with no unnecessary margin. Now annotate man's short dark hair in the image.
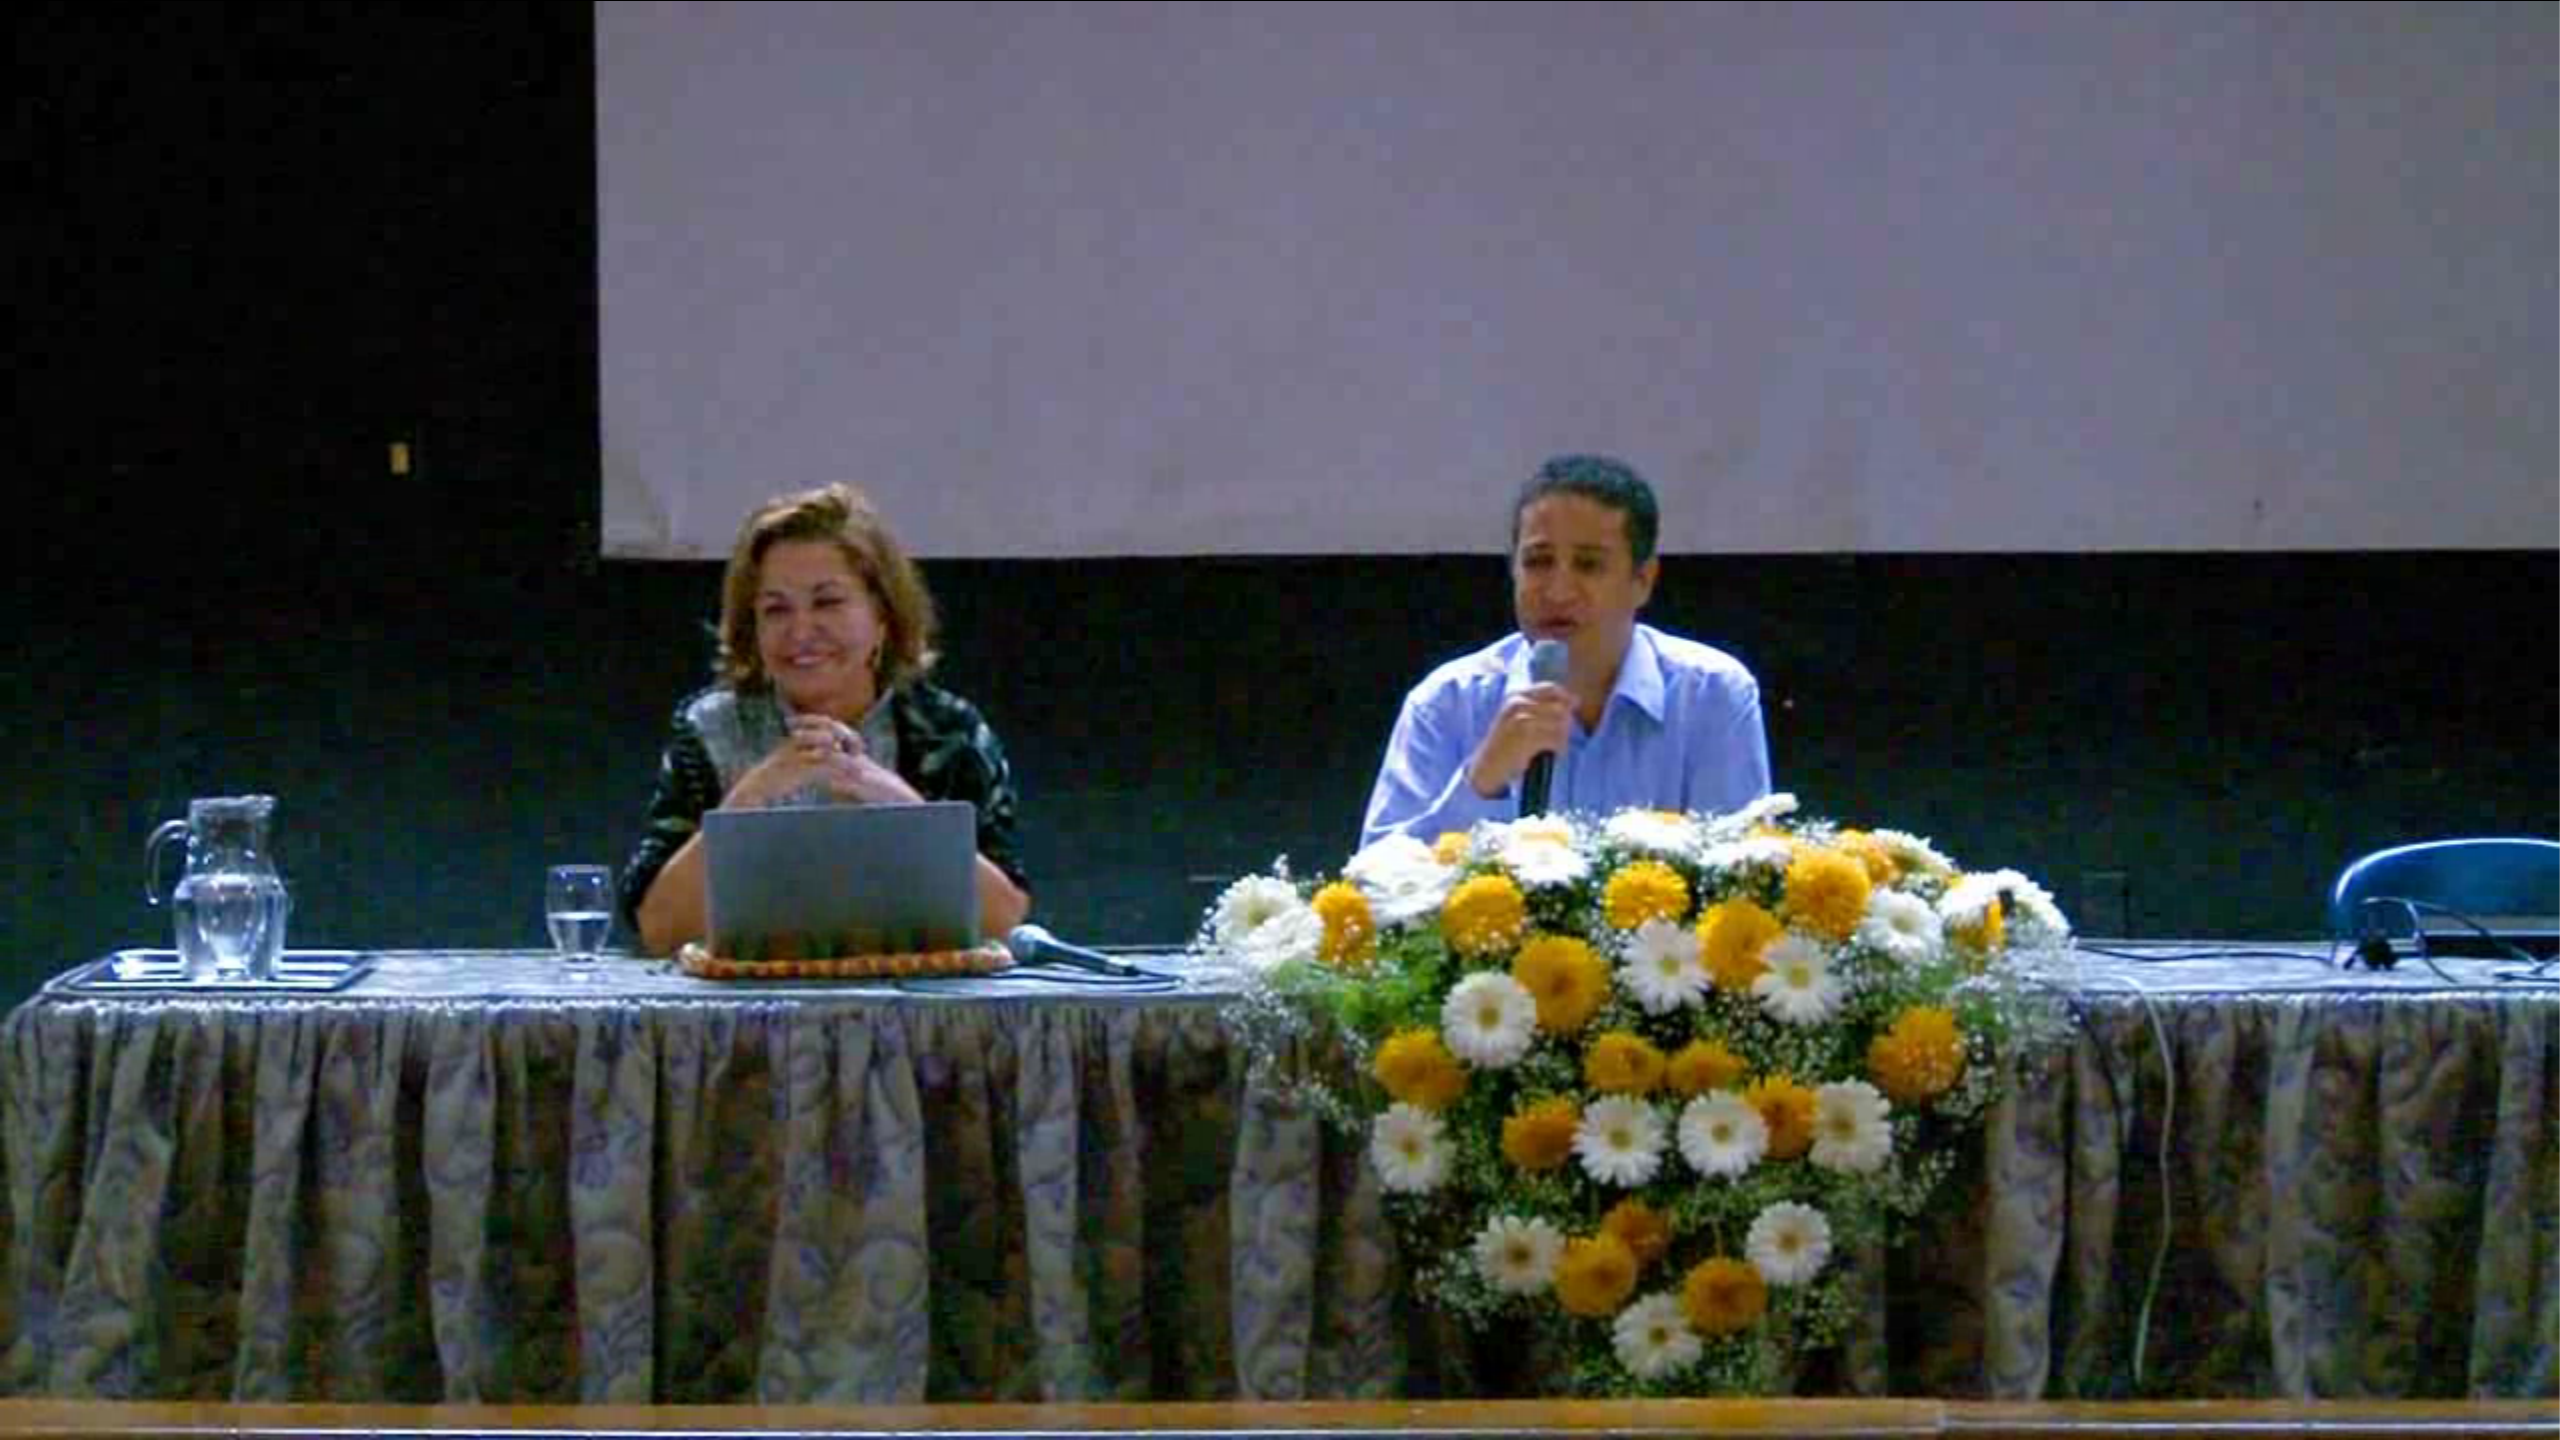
[1509,454,1660,564]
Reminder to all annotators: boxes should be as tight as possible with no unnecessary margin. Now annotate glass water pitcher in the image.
[144,794,290,980]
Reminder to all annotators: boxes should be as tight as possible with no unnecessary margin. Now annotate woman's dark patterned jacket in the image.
[617,680,1027,930]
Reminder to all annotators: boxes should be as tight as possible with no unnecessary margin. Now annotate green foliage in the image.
[1195,798,2079,1395]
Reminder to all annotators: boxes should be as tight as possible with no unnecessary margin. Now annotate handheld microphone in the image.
[1519,638,1568,816]
[1005,923,1143,977]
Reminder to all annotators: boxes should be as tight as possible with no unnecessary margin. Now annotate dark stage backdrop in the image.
[10,5,2553,1009]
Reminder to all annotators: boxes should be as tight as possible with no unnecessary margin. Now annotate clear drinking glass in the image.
[546,864,614,975]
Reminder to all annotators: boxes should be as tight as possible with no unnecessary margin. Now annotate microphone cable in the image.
[2034,968,2175,1395]
[2346,897,2560,987]
[2049,909,2558,1392]
[2073,942,2339,968]
[895,963,1187,996]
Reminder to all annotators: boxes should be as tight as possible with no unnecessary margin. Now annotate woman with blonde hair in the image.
[620,483,1030,953]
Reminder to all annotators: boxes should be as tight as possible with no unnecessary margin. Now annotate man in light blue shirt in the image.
[1360,455,1772,847]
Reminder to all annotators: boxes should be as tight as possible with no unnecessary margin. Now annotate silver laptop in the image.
[701,800,980,959]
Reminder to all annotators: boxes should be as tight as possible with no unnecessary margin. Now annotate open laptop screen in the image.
[701,800,979,959]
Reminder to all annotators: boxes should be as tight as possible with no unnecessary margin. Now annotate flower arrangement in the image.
[1192,794,2076,1396]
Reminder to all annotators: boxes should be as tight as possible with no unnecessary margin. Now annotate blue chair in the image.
[2326,836,2560,948]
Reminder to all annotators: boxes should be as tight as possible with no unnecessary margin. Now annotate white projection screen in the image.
[596,2,2556,559]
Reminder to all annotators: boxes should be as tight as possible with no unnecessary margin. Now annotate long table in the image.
[3,946,2552,1404]
[4,1396,2560,1439]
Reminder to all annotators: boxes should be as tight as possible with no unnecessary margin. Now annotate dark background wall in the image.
[11,4,2554,1010]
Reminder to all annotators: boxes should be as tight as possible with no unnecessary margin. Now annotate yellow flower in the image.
[1310,881,1376,969]
[1500,1095,1581,1171]
[1554,1234,1640,1317]
[1431,830,1473,866]
[1745,1075,1818,1160]
[1511,935,1609,1034]
[1833,829,1899,885]
[1602,860,1690,931]
[1666,1039,1747,1097]
[1600,1197,1671,1269]
[1441,874,1528,957]
[1699,899,1782,992]
[1681,1256,1768,1337]
[1371,1029,1466,1111]
[1870,1006,1968,1105]
[1783,846,1873,943]
[1582,1031,1667,1095]
[1948,886,2006,959]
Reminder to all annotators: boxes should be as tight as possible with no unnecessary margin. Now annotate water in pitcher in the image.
[177,871,270,978]
[148,795,290,981]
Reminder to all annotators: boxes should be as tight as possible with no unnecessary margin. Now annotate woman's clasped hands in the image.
[723,714,923,810]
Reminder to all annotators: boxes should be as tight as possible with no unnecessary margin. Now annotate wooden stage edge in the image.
[0,1398,2552,1440]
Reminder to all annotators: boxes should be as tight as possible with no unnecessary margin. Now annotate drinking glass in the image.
[546,864,614,975]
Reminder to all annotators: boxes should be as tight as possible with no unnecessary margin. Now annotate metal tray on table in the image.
[53,949,375,996]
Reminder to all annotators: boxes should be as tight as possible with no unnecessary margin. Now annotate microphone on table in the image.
[1519,637,1569,817]
[1006,923,1143,978]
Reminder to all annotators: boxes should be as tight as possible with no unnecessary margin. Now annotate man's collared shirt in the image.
[1359,624,1771,848]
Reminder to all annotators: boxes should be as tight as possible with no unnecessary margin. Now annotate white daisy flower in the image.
[1493,815,1577,852]
[1751,935,1844,1026]
[1937,873,2008,933]
[1471,1214,1566,1295]
[1985,868,2072,947]
[1810,1080,1894,1174]
[1603,808,1699,856]
[1856,890,1943,966]
[1698,836,1797,883]
[1235,903,1323,973]
[1503,837,1590,890]
[1745,1202,1834,1286]
[1481,816,1588,889]
[1619,918,1709,1014]
[1341,833,1459,929]
[1342,831,1433,876]
[1369,1104,1450,1193]
[1705,791,1800,841]
[1440,972,1538,1069]
[1676,1092,1768,1178]
[1610,1293,1703,1381]
[1211,875,1305,948]
[1869,827,1954,878]
[1573,1095,1668,1187]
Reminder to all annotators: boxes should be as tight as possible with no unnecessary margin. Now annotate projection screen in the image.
[596,1,2556,558]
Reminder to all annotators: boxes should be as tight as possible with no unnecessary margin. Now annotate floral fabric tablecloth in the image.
[1971,947,2555,1401]
[1,947,2550,1402]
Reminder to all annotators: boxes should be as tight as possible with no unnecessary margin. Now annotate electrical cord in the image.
[2121,977,2176,1392]
[2076,920,2557,988]
[2029,971,2167,1394]
[896,962,1188,995]
[2349,897,2560,987]
[2074,942,2338,967]
[2074,901,2559,1385]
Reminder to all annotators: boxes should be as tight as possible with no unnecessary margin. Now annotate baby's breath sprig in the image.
[1195,800,2080,1396]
